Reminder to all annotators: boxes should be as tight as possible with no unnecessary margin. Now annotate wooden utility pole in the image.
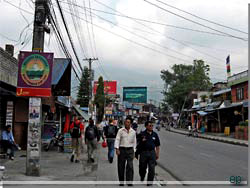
[26,0,49,176]
[83,58,98,119]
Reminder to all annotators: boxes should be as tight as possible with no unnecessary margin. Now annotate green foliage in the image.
[161,60,212,113]
[94,76,105,122]
[77,66,90,107]
[239,121,248,126]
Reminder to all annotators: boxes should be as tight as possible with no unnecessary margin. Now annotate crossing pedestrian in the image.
[136,121,160,186]
[114,117,137,186]
[69,116,85,163]
[85,118,100,163]
[104,118,118,163]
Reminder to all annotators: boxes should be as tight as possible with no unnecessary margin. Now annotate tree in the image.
[161,59,212,113]
[94,76,105,123]
[77,66,90,107]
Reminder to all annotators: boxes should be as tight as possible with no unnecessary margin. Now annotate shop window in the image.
[236,88,244,100]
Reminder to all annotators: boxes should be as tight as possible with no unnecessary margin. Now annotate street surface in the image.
[154,127,248,182]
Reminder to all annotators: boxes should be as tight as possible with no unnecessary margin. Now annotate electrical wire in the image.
[143,0,248,41]
[56,0,83,72]
[154,0,248,35]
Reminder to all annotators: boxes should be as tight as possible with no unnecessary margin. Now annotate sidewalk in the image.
[169,127,248,147]
[1,142,178,186]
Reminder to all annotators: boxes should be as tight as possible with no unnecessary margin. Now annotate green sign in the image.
[123,87,147,103]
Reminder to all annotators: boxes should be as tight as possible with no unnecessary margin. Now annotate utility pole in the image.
[26,0,50,176]
[83,58,98,119]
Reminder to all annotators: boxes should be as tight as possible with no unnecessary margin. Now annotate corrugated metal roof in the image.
[73,104,90,120]
[213,88,231,96]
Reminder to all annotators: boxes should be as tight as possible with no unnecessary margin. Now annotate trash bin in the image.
[224,127,230,136]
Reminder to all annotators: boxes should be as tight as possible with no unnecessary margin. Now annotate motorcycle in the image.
[43,132,64,152]
[189,128,198,137]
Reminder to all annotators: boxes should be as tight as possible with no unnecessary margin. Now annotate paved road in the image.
[154,127,248,182]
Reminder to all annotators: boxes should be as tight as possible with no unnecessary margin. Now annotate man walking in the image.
[136,121,160,186]
[85,118,100,163]
[104,118,118,163]
[115,117,137,186]
[70,116,84,163]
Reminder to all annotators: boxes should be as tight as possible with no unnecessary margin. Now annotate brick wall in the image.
[0,47,18,86]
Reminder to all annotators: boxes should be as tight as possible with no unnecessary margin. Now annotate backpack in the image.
[71,123,81,138]
[86,126,96,140]
[106,125,116,138]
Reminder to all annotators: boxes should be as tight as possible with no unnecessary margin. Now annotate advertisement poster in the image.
[123,87,147,104]
[17,51,54,97]
[93,81,117,95]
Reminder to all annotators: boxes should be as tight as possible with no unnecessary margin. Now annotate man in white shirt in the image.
[115,117,137,186]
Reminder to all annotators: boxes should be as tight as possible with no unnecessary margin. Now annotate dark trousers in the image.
[117,147,134,184]
[1,140,16,157]
[107,139,115,160]
[139,150,156,183]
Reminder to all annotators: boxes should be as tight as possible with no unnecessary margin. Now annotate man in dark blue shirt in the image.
[136,121,160,186]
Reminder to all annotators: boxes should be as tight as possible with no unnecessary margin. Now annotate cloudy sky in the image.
[0,0,249,104]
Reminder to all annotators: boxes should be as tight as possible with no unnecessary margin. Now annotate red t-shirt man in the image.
[69,118,84,163]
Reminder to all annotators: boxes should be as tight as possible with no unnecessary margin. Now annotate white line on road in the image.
[200,152,213,158]
[177,145,184,148]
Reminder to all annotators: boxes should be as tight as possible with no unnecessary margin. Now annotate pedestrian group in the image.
[68,115,160,186]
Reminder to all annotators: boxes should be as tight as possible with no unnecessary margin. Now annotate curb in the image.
[169,129,248,147]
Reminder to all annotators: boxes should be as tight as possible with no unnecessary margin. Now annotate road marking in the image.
[177,145,184,148]
[200,152,212,158]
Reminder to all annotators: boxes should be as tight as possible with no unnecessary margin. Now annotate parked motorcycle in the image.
[43,132,64,152]
[188,128,198,137]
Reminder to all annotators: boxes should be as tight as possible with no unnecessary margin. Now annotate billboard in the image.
[93,81,117,95]
[123,87,147,103]
[17,51,54,97]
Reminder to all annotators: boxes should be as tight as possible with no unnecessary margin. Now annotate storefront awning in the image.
[197,111,208,116]
[52,58,72,96]
[72,104,90,120]
[243,100,248,107]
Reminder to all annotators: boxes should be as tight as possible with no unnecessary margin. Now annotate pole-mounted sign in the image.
[17,51,54,97]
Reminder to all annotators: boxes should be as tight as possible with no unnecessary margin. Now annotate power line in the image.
[143,0,248,41]
[67,0,87,58]
[92,0,228,70]
[82,0,94,57]
[155,0,248,35]
[56,0,83,72]
[59,1,231,38]
[48,1,81,82]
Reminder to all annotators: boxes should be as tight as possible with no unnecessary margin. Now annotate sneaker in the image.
[75,160,80,163]
[70,155,74,162]
[90,158,95,163]
[10,156,14,160]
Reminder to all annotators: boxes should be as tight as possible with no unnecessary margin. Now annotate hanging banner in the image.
[17,51,54,97]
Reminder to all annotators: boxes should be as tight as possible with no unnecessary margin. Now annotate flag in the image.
[226,55,231,77]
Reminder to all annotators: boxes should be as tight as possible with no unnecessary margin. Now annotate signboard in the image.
[93,81,117,95]
[5,101,14,127]
[123,87,147,103]
[17,51,54,97]
[105,107,113,115]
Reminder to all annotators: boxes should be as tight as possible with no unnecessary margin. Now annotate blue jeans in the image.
[107,139,115,160]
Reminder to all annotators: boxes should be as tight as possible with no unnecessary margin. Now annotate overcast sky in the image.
[0,0,249,104]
